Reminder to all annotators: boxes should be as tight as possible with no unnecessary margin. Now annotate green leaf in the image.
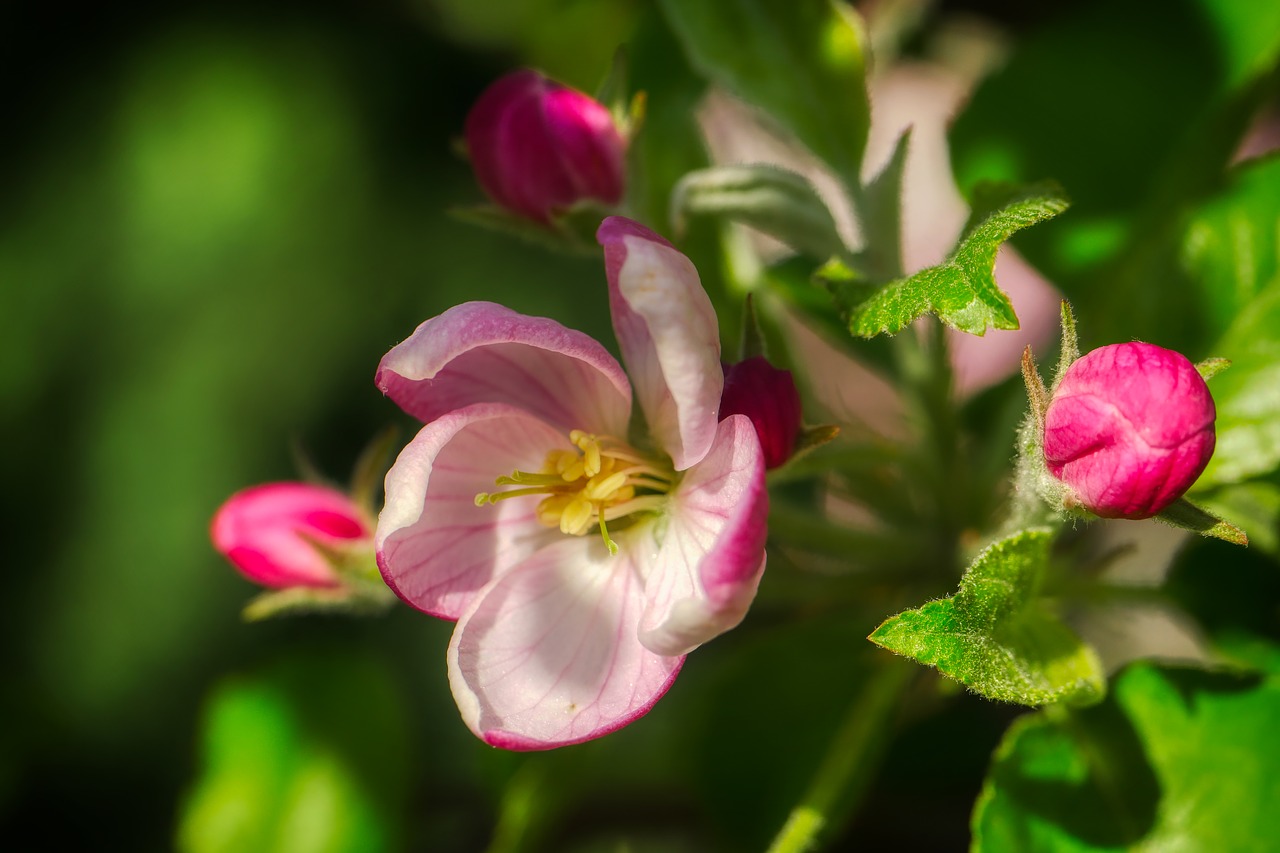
[657,0,870,190]
[177,658,408,852]
[972,662,1280,851]
[869,528,1104,706]
[835,182,1069,337]
[671,164,845,260]
[1182,155,1280,341]
[1197,280,1280,486]
[1195,478,1280,555]
[950,1,1280,351]
[1153,497,1249,546]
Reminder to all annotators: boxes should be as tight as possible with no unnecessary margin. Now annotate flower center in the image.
[475,430,675,554]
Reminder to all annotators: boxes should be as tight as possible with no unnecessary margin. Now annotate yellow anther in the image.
[480,427,677,550]
[584,471,629,502]
[559,496,594,536]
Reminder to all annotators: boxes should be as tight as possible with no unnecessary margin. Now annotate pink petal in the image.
[635,414,769,656]
[448,538,684,750]
[597,217,723,470]
[376,302,632,436]
[211,482,370,588]
[377,403,567,619]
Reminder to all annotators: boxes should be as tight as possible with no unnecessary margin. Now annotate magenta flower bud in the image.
[720,356,803,469]
[1042,342,1216,519]
[211,483,372,588]
[464,69,626,224]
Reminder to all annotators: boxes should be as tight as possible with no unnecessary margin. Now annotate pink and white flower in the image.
[375,217,768,749]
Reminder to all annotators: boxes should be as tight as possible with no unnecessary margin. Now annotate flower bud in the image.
[211,482,372,588]
[1042,342,1215,519]
[464,69,626,224]
[720,356,803,469]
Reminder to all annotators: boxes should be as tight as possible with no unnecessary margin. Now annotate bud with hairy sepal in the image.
[1042,342,1216,519]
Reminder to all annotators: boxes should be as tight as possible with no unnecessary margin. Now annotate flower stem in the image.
[765,657,914,853]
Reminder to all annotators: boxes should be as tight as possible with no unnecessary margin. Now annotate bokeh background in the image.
[6,0,1275,850]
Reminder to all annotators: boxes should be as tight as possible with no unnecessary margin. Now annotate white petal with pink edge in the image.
[447,537,684,750]
[598,217,723,471]
[376,301,632,436]
[634,414,769,656]
[377,403,567,620]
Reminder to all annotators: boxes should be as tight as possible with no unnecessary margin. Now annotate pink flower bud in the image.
[211,483,372,588]
[464,69,626,224]
[1043,342,1216,519]
[720,356,803,469]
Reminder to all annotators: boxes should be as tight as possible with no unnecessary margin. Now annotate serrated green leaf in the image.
[671,164,845,259]
[836,182,1069,337]
[869,528,1104,706]
[972,661,1280,852]
[657,0,870,190]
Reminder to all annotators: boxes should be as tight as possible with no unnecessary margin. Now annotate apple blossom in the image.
[720,357,802,469]
[1042,342,1216,519]
[464,68,626,224]
[375,217,768,749]
[211,482,372,588]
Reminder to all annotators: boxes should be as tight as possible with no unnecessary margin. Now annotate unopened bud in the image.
[720,356,802,469]
[211,482,372,587]
[1043,342,1215,519]
[464,69,625,224]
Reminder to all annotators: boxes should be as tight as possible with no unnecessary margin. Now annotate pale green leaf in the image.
[869,528,1104,706]
[671,164,845,259]
[836,182,1069,337]
[972,661,1280,852]
[1197,281,1280,486]
[658,0,870,189]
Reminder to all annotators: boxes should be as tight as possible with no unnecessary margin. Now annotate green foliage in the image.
[950,0,1280,348]
[833,182,1069,337]
[1197,275,1280,487]
[657,0,871,190]
[972,661,1280,851]
[177,658,409,853]
[671,164,845,260]
[870,529,1104,706]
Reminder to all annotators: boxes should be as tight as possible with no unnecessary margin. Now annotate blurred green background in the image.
[10,0,1273,850]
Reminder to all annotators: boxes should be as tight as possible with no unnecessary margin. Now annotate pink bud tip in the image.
[464,69,626,224]
[210,482,371,588]
[720,356,803,469]
[1043,342,1216,519]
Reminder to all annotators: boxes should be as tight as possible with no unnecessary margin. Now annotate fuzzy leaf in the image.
[671,164,845,259]
[972,661,1280,852]
[658,0,870,189]
[869,528,1104,706]
[836,182,1070,337]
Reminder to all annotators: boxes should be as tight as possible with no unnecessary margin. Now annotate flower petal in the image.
[376,301,632,436]
[635,414,768,656]
[448,538,684,750]
[377,403,566,619]
[597,217,722,470]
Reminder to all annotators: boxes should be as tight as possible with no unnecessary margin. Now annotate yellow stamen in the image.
[475,427,677,553]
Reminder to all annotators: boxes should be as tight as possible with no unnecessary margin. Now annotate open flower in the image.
[375,217,768,749]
